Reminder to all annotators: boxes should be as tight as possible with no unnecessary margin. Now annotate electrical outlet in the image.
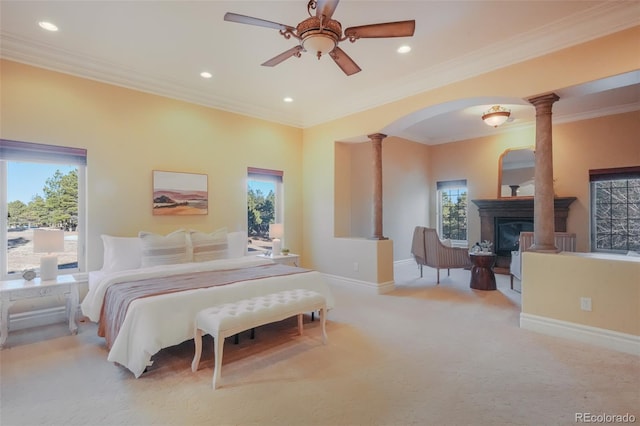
[353,262,359,272]
[580,297,592,312]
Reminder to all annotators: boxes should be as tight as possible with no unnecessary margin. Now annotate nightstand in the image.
[0,274,84,348]
[257,253,300,267]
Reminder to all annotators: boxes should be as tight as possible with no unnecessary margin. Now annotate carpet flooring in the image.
[1,262,638,426]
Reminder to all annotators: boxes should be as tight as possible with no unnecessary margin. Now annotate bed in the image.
[80,230,335,378]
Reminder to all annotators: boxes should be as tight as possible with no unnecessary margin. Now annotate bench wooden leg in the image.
[191,328,203,372]
[320,307,327,344]
[297,313,304,335]
[213,335,225,389]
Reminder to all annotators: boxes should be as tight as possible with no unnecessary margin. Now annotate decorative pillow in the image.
[139,229,189,267]
[101,235,142,272]
[440,238,453,247]
[227,231,247,259]
[190,228,228,262]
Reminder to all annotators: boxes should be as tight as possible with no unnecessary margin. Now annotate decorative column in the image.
[528,93,560,252]
[368,133,388,240]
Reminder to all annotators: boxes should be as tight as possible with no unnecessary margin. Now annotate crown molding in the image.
[1,2,637,129]
[0,32,306,128]
[305,1,640,127]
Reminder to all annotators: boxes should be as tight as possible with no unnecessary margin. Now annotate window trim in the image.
[436,179,468,245]
[589,166,640,253]
[247,167,284,224]
[1,139,87,279]
[247,167,284,253]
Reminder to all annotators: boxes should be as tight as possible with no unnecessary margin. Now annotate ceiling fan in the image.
[224,0,415,76]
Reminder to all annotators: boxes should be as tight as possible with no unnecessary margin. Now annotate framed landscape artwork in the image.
[152,170,208,215]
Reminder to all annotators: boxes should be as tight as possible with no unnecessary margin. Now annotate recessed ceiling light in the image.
[200,71,212,79]
[38,21,58,32]
[283,97,293,103]
[397,45,411,54]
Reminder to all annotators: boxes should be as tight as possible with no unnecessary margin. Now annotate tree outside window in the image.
[437,180,468,243]
[2,139,86,279]
[247,168,283,253]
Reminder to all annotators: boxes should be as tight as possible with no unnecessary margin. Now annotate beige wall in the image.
[305,26,639,279]
[427,111,639,252]
[553,112,640,251]
[522,252,640,336]
[336,137,431,260]
[339,111,638,262]
[2,26,638,286]
[1,60,303,271]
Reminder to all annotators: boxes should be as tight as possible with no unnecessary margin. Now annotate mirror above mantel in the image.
[498,147,535,198]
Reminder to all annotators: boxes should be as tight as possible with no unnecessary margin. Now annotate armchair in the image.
[510,231,576,290]
[411,226,472,283]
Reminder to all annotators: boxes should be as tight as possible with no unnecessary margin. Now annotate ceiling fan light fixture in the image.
[482,105,511,127]
[297,16,341,58]
[302,33,337,57]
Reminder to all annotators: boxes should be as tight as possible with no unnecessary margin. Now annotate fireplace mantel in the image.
[472,197,576,214]
[471,197,576,270]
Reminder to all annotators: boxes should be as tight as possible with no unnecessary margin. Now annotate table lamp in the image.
[33,229,65,281]
[269,223,283,257]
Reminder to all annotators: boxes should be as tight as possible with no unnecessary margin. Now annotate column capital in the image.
[528,93,560,108]
[367,133,388,142]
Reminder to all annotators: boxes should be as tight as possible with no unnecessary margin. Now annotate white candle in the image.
[271,238,282,257]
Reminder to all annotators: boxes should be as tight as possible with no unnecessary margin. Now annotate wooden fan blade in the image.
[224,12,295,32]
[329,46,361,76]
[344,20,415,39]
[261,46,304,67]
[315,0,340,20]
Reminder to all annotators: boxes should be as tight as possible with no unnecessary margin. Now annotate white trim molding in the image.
[520,313,640,356]
[323,273,395,295]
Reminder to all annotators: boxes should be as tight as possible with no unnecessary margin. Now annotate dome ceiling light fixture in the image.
[482,105,511,127]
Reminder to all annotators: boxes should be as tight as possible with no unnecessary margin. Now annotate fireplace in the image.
[495,218,534,257]
[471,197,576,271]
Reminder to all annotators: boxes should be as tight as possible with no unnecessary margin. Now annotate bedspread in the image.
[81,256,335,377]
[99,264,312,349]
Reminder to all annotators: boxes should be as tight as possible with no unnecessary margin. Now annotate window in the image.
[437,179,468,244]
[247,167,283,253]
[590,167,640,253]
[1,140,86,279]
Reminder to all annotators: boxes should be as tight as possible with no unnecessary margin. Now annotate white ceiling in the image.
[1,1,639,144]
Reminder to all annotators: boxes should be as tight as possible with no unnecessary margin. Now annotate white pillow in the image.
[227,231,247,258]
[101,235,142,272]
[139,229,189,267]
[190,228,228,262]
[440,238,453,247]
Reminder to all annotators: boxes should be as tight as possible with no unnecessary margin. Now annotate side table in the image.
[0,274,82,348]
[257,253,300,267]
[469,253,497,291]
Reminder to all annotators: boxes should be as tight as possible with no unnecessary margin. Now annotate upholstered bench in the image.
[191,289,328,389]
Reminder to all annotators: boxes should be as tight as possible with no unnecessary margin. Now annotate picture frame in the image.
[152,170,208,215]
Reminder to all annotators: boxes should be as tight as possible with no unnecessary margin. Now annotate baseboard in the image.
[394,258,415,266]
[322,273,395,294]
[520,313,640,356]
